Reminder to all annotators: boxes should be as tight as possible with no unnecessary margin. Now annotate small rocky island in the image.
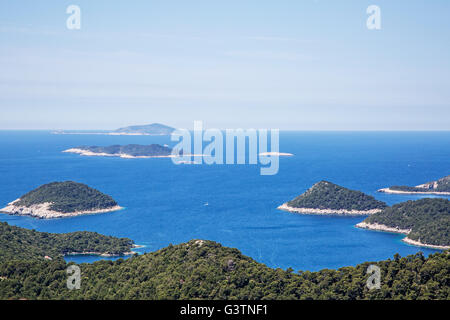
[379,175,450,195]
[0,181,122,219]
[356,198,450,250]
[278,181,387,215]
[64,144,173,159]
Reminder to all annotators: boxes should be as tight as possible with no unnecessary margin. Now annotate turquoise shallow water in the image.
[0,131,448,271]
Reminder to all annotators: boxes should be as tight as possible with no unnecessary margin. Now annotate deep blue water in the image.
[0,131,448,271]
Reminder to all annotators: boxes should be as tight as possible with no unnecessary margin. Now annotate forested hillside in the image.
[0,238,448,300]
[363,198,450,246]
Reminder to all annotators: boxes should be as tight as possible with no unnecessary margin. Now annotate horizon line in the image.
[1,129,449,132]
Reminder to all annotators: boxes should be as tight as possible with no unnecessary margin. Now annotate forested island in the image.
[0,234,448,300]
[278,181,387,215]
[357,198,450,249]
[0,181,122,219]
[64,144,173,159]
[379,175,450,195]
[0,222,135,260]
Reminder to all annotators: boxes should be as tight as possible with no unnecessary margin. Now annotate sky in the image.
[0,0,449,130]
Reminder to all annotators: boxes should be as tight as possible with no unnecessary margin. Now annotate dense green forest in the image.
[389,175,450,193]
[76,144,172,157]
[0,239,448,300]
[287,181,387,211]
[364,198,450,246]
[0,222,134,260]
[14,181,118,213]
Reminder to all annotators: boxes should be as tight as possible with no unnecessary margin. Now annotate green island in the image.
[0,231,448,300]
[0,222,134,261]
[357,198,450,249]
[278,181,387,215]
[0,181,122,219]
[113,123,175,135]
[63,144,173,158]
[379,175,450,195]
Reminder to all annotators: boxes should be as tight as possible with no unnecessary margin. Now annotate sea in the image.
[0,130,448,272]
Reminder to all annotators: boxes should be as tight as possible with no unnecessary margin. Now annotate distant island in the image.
[0,222,136,260]
[64,144,174,159]
[112,123,175,135]
[0,181,122,219]
[357,198,450,250]
[378,175,450,195]
[52,123,175,136]
[278,181,387,215]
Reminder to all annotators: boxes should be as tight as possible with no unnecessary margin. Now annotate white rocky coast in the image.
[63,148,175,159]
[0,199,123,219]
[63,244,143,257]
[378,187,450,196]
[401,238,450,250]
[355,222,450,250]
[65,250,135,257]
[277,203,383,216]
[355,222,411,234]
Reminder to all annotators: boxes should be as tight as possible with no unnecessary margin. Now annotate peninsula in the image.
[278,181,387,215]
[0,222,135,260]
[0,181,122,219]
[378,175,450,195]
[356,198,450,250]
[64,144,173,159]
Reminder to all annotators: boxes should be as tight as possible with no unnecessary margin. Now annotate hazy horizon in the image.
[1,1,449,131]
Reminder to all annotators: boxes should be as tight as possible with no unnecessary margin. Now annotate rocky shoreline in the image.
[63,244,144,258]
[378,188,450,196]
[355,222,411,234]
[355,222,449,250]
[401,237,450,250]
[63,148,175,159]
[0,199,123,219]
[64,251,136,257]
[277,203,383,216]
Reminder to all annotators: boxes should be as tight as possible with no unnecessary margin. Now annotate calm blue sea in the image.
[0,131,449,271]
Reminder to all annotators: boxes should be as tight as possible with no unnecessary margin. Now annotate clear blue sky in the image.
[0,0,449,130]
